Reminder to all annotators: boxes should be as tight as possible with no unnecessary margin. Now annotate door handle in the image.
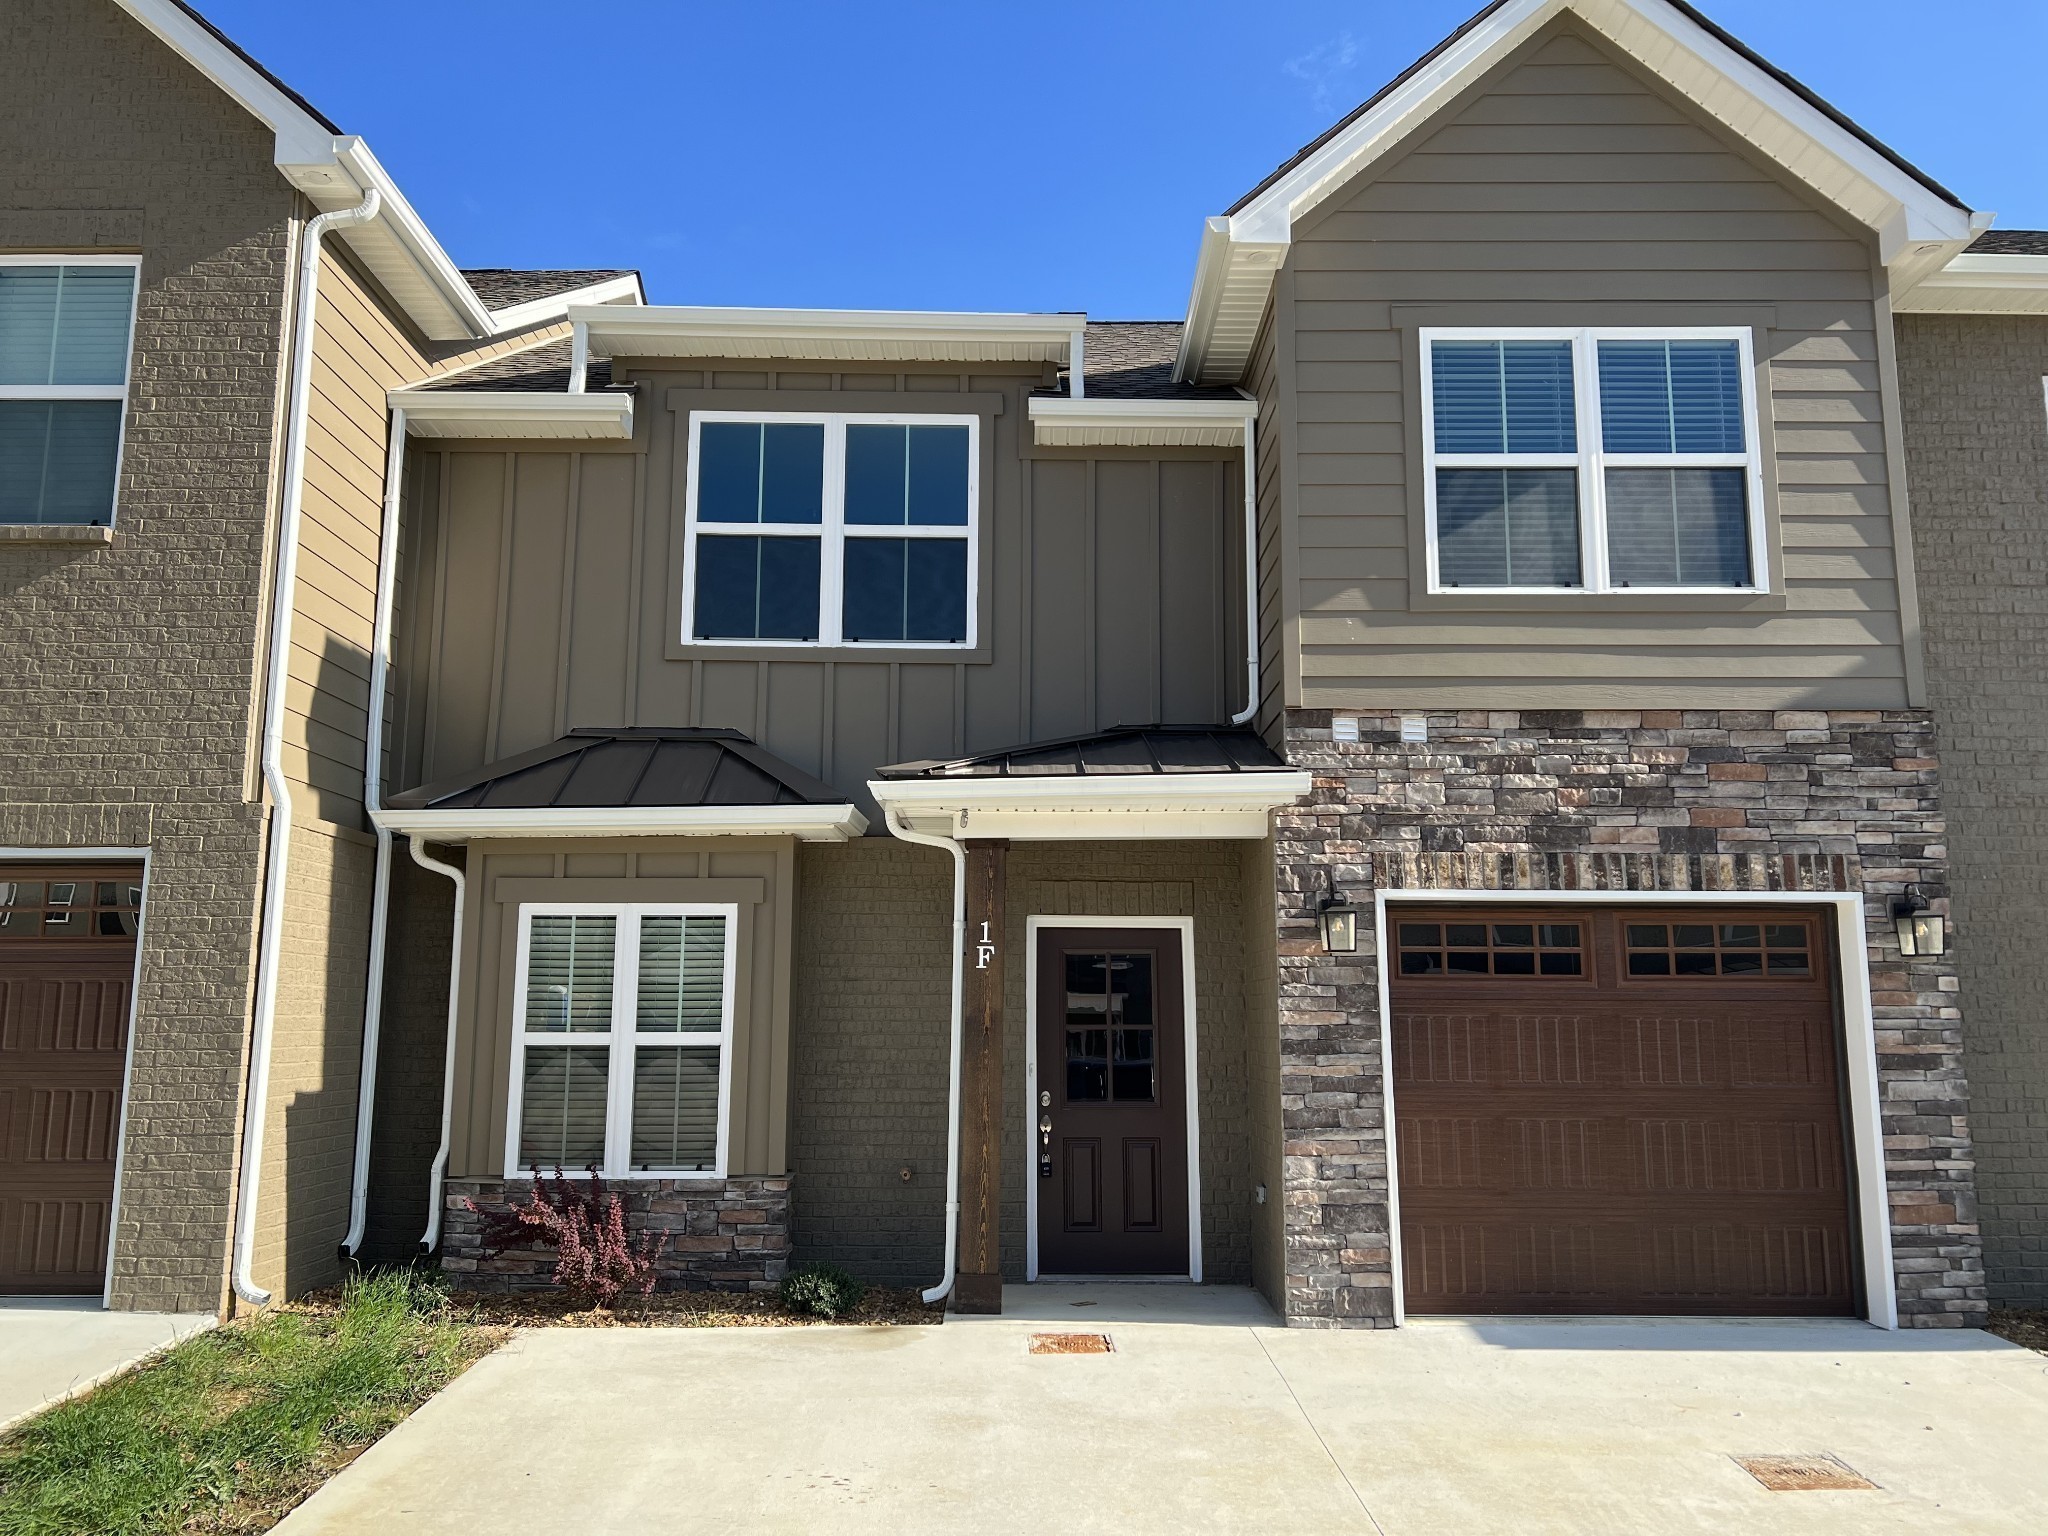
[1038,1112,1053,1178]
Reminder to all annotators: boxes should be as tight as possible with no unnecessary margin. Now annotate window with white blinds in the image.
[511,904,735,1178]
[1421,327,1765,593]
[0,257,139,527]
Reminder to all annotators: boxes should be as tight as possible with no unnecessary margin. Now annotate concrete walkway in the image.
[278,1286,2048,1535]
[0,1297,215,1434]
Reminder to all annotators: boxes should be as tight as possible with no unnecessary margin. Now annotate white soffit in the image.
[868,771,1312,841]
[390,388,636,440]
[1893,253,2048,315]
[1028,397,1255,448]
[1174,0,1985,384]
[374,804,868,843]
[575,305,1086,366]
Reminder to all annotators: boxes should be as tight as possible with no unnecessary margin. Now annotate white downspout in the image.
[1229,412,1260,726]
[232,186,381,1309]
[886,809,966,1305]
[410,835,466,1254]
[568,321,589,394]
[338,406,407,1260]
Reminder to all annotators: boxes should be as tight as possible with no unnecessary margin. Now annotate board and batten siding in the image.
[1275,23,1918,709]
[390,365,1246,815]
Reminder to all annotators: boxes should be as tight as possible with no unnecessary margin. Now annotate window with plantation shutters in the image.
[0,257,139,527]
[1421,327,1765,594]
[510,904,735,1178]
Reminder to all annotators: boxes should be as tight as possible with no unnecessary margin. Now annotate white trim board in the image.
[576,305,1083,366]
[1027,397,1254,450]
[389,388,635,441]
[1023,916,1203,1285]
[869,772,1312,843]
[1370,888,1897,1331]
[374,804,868,844]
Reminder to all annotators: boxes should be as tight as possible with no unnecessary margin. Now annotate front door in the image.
[0,868,142,1296]
[1034,927,1189,1276]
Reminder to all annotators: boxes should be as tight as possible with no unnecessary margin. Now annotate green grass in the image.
[0,1270,502,1536]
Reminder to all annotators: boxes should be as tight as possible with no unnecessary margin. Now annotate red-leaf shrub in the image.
[464,1167,671,1311]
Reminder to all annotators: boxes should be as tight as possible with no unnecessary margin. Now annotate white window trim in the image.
[1419,326,1770,596]
[504,901,738,1181]
[680,409,981,649]
[0,254,142,529]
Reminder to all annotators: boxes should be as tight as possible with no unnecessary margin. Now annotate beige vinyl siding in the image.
[392,365,1243,817]
[1281,23,1915,709]
[292,248,569,827]
[1246,300,1288,741]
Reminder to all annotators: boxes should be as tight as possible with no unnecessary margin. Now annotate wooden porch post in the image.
[953,837,1009,1313]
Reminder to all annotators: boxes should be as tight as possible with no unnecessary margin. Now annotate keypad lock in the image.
[1038,1108,1053,1179]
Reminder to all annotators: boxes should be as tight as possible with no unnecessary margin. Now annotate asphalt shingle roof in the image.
[460,269,639,310]
[1967,231,2048,255]
[423,337,613,392]
[1074,322,1246,401]
[386,728,844,811]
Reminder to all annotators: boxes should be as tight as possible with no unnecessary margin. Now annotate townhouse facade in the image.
[2,0,2045,1328]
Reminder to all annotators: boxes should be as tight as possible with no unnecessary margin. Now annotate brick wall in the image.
[1274,708,1984,1328]
[0,0,298,1311]
[1898,313,2048,1307]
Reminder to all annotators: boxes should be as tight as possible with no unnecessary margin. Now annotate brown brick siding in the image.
[1274,708,1984,1328]
[1898,313,2048,1307]
[0,0,299,1311]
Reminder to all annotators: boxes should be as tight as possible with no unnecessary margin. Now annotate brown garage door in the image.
[1389,905,1858,1317]
[0,868,142,1296]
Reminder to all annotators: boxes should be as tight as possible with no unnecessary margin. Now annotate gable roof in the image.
[1176,0,1989,384]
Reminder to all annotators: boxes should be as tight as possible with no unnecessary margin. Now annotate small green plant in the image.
[779,1262,867,1319]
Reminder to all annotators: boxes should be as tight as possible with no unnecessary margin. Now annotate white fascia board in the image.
[489,274,645,335]
[375,804,868,843]
[576,305,1085,364]
[389,388,635,440]
[1893,252,2048,313]
[1028,397,1254,448]
[868,772,1313,840]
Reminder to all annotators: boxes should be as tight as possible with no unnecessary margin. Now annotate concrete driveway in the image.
[0,1297,214,1434]
[278,1286,2048,1535]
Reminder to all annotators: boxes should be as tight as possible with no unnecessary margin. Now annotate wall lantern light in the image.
[1891,885,1946,958]
[1318,871,1363,954]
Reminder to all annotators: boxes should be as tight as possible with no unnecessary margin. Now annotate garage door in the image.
[0,869,142,1296]
[1389,905,1858,1317]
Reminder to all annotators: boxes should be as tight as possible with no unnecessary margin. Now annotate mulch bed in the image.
[1988,1308,2048,1355]
[443,1285,943,1329]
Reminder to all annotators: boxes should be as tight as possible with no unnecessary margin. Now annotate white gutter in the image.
[375,804,868,843]
[232,185,382,1309]
[408,837,466,1255]
[1230,411,1260,726]
[885,810,966,1306]
[338,406,407,1261]
[383,388,633,441]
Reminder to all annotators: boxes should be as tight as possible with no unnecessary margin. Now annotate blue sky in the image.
[200,0,2048,318]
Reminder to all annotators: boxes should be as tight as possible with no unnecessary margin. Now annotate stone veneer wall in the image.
[1273,707,1984,1329]
[439,1177,791,1292]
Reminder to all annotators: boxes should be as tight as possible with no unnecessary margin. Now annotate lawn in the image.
[0,1272,504,1536]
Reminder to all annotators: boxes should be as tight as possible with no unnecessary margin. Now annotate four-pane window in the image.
[685,412,977,646]
[511,904,734,1178]
[0,257,139,526]
[1422,329,1764,592]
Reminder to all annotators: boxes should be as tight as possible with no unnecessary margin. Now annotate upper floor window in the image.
[1421,328,1765,593]
[0,257,139,527]
[682,411,978,647]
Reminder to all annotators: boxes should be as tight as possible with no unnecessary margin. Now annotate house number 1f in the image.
[975,920,996,970]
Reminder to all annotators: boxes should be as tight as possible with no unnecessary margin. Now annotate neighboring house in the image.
[3,0,2045,1329]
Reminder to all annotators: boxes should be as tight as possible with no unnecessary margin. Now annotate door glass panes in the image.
[842,537,968,643]
[695,421,823,524]
[1626,920,1811,977]
[1431,340,1576,454]
[523,915,616,1030]
[631,1045,720,1169]
[1605,467,1750,588]
[637,915,726,1030]
[1063,951,1156,1103]
[518,1044,609,1169]
[1597,339,1745,454]
[692,534,821,640]
[844,424,970,525]
[1435,469,1581,587]
[1397,920,1583,976]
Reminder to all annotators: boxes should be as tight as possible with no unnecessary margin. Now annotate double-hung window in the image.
[508,904,736,1179]
[0,257,140,526]
[683,411,977,646]
[1421,328,1765,593]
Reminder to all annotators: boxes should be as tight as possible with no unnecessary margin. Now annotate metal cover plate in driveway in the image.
[1028,1332,1113,1354]
[1734,1454,1877,1491]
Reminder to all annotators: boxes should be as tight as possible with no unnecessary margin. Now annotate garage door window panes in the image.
[1397,921,1583,976]
[511,904,735,1178]
[686,412,978,648]
[1625,921,1812,977]
[0,877,141,939]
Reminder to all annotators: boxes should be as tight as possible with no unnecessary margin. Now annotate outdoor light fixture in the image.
[1318,870,1363,954]
[1891,885,1946,958]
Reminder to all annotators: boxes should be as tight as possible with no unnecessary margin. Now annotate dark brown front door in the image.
[1035,928,1189,1276]
[1390,905,1858,1317]
[0,868,141,1296]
